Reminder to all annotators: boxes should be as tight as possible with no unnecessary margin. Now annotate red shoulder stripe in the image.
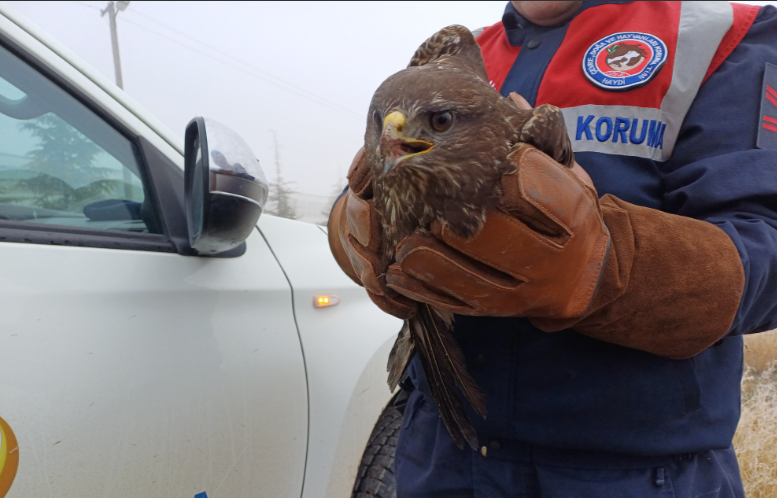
[476,21,521,92]
[702,3,760,84]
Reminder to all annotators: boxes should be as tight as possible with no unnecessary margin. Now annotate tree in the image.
[320,168,346,225]
[17,114,112,212]
[265,131,298,220]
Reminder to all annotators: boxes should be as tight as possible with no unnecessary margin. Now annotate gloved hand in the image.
[384,145,610,320]
[328,148,416,319]
[384,145,745,359]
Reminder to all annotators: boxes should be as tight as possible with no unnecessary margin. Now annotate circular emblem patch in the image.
[582,32,668,91]
[0,416,18,497]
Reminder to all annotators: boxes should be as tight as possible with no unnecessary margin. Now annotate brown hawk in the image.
[365,25,574,450]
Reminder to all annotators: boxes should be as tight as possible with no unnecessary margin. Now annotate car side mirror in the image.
[184,117,268,254]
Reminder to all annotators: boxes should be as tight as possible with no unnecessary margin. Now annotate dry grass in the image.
[735,329,777,498]
[743,330,777,373]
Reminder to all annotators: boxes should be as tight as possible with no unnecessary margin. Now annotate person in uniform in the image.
[329,1,777,496]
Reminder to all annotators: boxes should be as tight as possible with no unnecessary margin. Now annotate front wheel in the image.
[351,405,402,498]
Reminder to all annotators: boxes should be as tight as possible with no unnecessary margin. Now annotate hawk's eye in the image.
[372,110,382,129]
[431,111,453,132]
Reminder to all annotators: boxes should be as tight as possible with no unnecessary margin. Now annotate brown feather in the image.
[371,24,574,451]
[422,305,486,419]
[411,304,484,450]
[387,320,415,391]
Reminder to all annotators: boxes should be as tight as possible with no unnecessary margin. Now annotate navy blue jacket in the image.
[335,1,777,460]
[402,1,777,458]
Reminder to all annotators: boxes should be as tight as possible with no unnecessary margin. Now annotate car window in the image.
[0,43,160,233]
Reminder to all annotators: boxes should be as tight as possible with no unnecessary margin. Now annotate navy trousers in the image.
[395,391,746,498]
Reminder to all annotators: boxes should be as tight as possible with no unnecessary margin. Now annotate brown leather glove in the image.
[385,146,745,359]
[327,148,416,319]
[385,145,609,319]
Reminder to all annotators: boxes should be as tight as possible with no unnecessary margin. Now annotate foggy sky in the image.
[6,1,507,198]
[6,1,775,198]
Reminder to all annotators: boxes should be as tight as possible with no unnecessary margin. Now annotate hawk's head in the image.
[365,25,523,242]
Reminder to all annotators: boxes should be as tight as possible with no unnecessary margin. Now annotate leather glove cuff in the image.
[327,147,377,286]
[532,195,745,359]
[327,194,361,285]
[327,149,416,319]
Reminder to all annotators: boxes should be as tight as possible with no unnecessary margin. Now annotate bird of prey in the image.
[365,25,574,450]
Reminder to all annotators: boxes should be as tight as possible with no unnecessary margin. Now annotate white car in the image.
[0,4,403,498]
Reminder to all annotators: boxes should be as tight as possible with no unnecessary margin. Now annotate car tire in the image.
[351,404,402,498]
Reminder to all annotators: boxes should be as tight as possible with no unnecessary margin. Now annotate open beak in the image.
[379,111,434,173]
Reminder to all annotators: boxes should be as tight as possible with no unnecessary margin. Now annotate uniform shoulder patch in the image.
[582,32,667,92]
[758,63,777,150]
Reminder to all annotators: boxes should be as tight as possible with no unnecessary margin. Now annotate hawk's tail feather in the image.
[412,304,486,450]
[387,321,415,391]
[418,304,486,419]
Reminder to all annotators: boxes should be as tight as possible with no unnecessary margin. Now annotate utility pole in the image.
[101,1,132,199]
[101,1,130,89]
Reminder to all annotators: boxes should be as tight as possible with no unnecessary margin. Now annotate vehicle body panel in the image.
[258,217,400,498]
[0,230,308,497]
[0,3,399,496]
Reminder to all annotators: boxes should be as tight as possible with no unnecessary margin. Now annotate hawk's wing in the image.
[516,103,576,168]
[408,25,489,84]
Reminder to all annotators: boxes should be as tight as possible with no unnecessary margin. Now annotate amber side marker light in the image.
[313,295,341,308]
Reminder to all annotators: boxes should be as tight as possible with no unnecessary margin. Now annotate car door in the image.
[0,29,307,498]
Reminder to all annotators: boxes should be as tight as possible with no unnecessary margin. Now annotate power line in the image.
[72,1,100,11]
[68,1,363,120]
[128,7,330,95]
[119,16,363,120]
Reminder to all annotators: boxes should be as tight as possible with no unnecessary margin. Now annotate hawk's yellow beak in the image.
[383,111,406,134]
[380,111,434,173]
